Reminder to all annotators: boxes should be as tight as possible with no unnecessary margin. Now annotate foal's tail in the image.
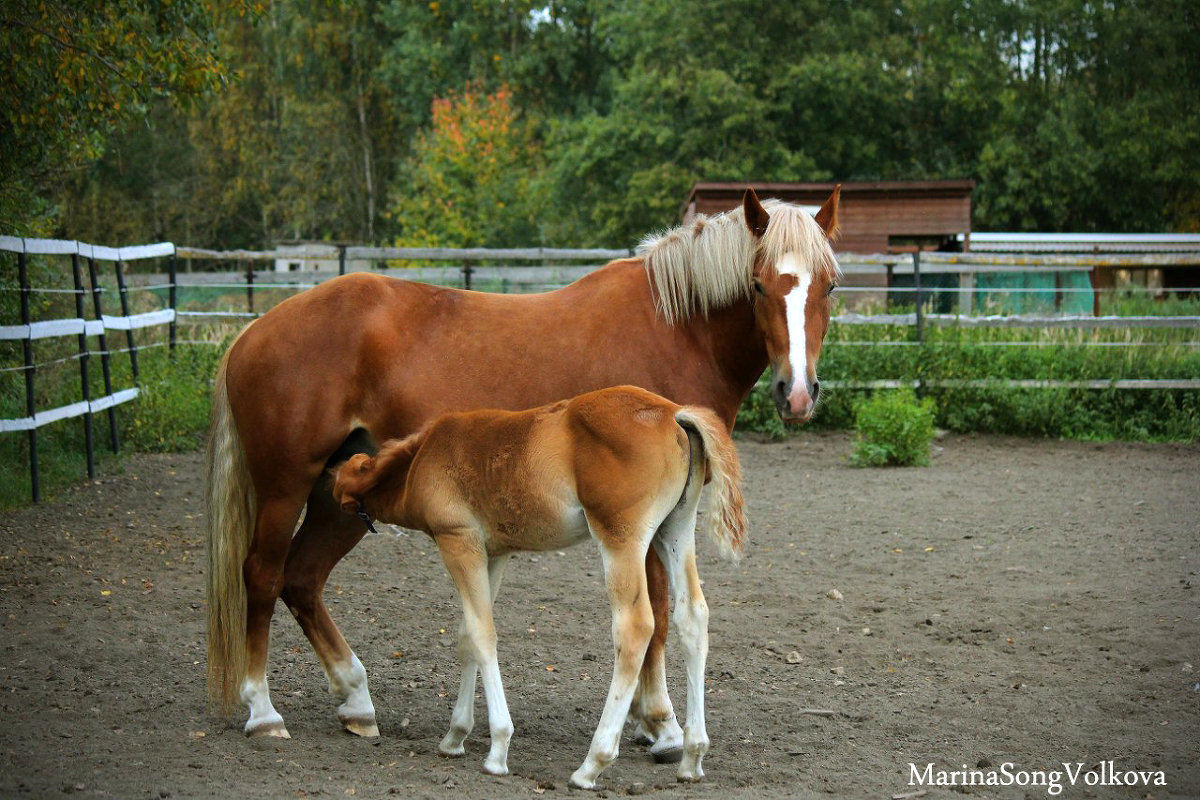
[205,344,255,714]
[674,407,746,562]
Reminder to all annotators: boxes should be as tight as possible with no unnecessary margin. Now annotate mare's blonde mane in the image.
[640,200,839,325]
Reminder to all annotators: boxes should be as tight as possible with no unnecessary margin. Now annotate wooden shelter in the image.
[681,180,976,253]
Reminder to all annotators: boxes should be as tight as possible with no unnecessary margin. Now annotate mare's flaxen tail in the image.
[673,407,747,562]
[205,342,255,714]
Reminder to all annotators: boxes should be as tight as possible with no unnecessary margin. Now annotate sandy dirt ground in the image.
[1,432,1197,799]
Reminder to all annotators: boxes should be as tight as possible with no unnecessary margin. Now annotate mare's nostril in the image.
[812,380,821,402]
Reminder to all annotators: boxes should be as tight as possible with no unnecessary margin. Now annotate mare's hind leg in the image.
[242,495,308,737]
[570,530,656,790]
[280,482,377,736]
[630,549,685,763]
[440,554,510,757]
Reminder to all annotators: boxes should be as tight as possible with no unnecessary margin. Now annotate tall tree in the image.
[391,84,541,247]
[0,0,230,234]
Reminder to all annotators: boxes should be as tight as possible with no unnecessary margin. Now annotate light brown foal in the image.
[329,386,746,788]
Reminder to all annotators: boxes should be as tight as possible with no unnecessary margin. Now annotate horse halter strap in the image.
[356,503,378,534]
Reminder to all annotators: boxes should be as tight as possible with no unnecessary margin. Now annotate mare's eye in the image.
[753,279,766,296]
[826,283,838,297]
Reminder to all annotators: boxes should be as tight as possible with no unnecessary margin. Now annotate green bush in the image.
[850,388,937,467]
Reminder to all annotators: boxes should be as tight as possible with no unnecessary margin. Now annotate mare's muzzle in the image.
[771,366,819,423]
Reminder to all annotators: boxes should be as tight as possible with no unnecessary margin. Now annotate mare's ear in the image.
[330,453,375,515]
[815,184,841,240]
[742,188,770,238]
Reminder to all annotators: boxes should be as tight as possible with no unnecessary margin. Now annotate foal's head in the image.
[329,432,426,523]
[743,187,841,423]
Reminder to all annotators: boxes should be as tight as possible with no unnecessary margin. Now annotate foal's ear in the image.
[742,188,770,238]
[815,184,841,240]
[331,453,375,514]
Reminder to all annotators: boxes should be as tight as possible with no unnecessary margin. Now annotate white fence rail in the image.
[1,237,178,501]
[4,238,1200,503]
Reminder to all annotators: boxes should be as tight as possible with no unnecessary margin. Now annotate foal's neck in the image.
[366,432,425,524]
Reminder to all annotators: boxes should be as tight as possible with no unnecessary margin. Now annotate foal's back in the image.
[407,387,693,551]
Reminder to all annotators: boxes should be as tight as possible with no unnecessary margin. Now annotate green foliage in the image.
[735,295,1200,443]
[0,0,235,233]
[849,388,937,467]
[21,0,1200,245]
[391,85,541,247]
[121,345,223,453]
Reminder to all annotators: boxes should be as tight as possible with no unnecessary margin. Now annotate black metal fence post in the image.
[339,246,346,276]
[87,256,120,453]
[168,253,178,355]
[18,251,40,503]
[245,259,255,315]
[913,250,924,345]
[462,259,474,290]
[71,253,95,480]
[114,259,139,381]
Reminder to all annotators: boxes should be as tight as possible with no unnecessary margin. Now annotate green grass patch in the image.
[850,388,937,467]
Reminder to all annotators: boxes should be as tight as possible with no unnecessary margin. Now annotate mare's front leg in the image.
[281,483,377,737]
[570,534,656,790]
[440,554,510,757]
[435,532,514,776]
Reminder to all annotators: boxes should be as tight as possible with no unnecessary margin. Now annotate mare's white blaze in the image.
[779,252,812,394]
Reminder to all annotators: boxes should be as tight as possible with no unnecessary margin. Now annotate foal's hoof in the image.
[438,739,467,758]
[341,716,380,738]
[568,772,598,790]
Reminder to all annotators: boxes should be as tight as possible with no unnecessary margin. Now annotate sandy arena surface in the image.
[1,432,1197,799]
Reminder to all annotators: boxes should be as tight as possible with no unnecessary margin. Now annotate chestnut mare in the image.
[206,187,841,758]
[328,385,746,787]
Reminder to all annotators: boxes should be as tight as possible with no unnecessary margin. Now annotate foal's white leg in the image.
[440,555,510,757]
[653,510,710,782]
[436,537,514,776]
[570,541,656,790]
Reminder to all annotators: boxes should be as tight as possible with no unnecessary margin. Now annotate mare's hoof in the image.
[245,721,291,739]
[341,717,380,738]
